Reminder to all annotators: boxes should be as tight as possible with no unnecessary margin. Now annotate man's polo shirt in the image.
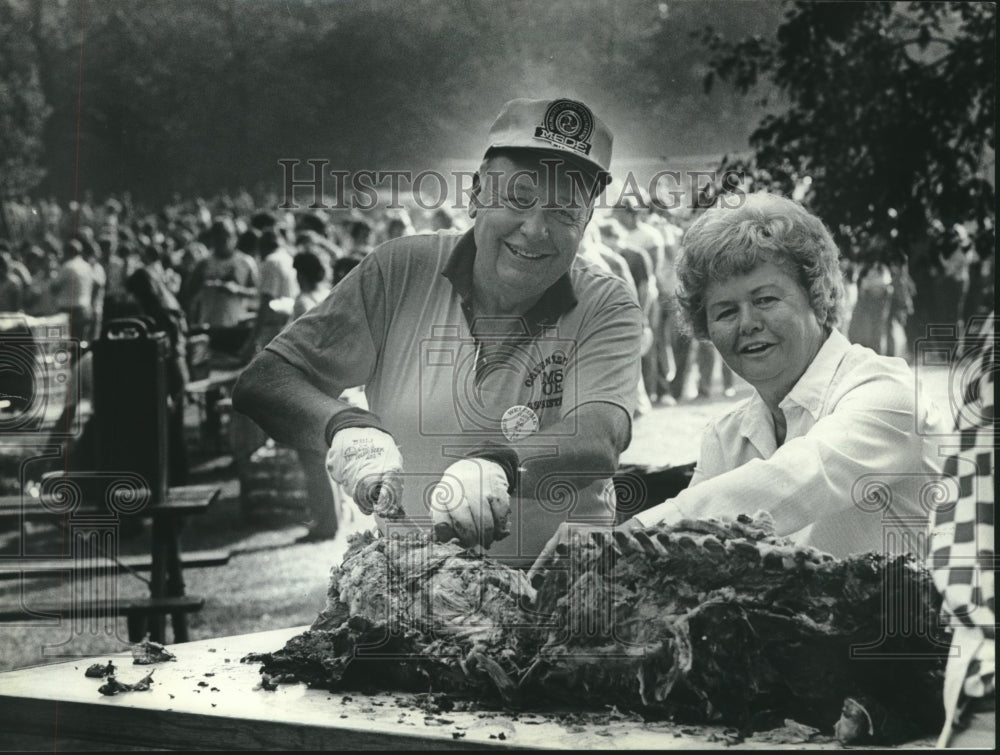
[266,230,643,560]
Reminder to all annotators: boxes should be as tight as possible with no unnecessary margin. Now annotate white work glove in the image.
[326,427,404,518]
[430,458,511,549]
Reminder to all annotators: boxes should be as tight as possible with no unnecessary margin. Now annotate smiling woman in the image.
[704,261,825,437]
[626,193,949,558]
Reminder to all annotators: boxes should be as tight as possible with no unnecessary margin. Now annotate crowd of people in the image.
[3,185,987,416]
[0,192,473,537]
[0,191,458,350]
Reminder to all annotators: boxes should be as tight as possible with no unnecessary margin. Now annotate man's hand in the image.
[430,458,511,549]
[526,516,644,586]
[326,427,404,518]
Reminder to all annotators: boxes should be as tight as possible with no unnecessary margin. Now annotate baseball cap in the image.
[485,98,613,183]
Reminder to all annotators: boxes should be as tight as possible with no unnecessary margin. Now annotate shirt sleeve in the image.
[687,421,728,487]
[562,280,644,436]
[635,372,935,534]
[265,252,386,399]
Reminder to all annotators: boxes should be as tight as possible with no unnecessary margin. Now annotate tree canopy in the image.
[0,2,49,197]
[702,1,995,260]
[2,0,786,203]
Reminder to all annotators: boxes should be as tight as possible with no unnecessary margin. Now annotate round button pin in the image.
[501,405,539,442]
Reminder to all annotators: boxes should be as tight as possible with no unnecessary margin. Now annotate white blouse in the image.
[636,329,951,558]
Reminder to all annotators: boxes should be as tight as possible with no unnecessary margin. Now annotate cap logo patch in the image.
[534,99,594,156]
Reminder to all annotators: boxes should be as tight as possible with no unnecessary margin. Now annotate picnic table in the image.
[0,625,936,750]
[185,367,245,453]
[0,483,222,643]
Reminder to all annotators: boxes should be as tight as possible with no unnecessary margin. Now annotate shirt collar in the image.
[779,328,851,420]
[738,391,778,457]
[738,328,850,447]
[441,229,578,333]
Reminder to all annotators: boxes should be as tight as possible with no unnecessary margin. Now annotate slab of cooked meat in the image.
[248,515,948,744]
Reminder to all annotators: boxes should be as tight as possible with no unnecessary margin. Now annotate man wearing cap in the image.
[234,98,643,562]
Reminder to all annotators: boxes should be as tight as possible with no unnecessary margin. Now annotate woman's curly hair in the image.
[675,192,845,340]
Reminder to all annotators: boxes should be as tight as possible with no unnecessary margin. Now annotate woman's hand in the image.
[526,516,645,586]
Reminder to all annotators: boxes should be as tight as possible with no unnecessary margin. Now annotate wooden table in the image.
[0,484,222,643]
[0,626,936,751]
[185,368,244,453]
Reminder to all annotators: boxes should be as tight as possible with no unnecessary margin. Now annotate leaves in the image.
[700,1,996,260]
[5,0,797,201]
[0,0,50,194]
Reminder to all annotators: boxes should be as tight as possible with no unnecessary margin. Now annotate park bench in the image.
[0,596,206,644]
[0,548,232,580]
[0,482,222,643]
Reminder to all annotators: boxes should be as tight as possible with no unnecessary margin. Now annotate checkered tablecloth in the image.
[928,313,995,699]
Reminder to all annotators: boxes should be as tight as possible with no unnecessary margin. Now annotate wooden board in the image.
[0,626,937,751]
[0,549,231,582]
[0,484,220,521]
[185,369,243,396]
